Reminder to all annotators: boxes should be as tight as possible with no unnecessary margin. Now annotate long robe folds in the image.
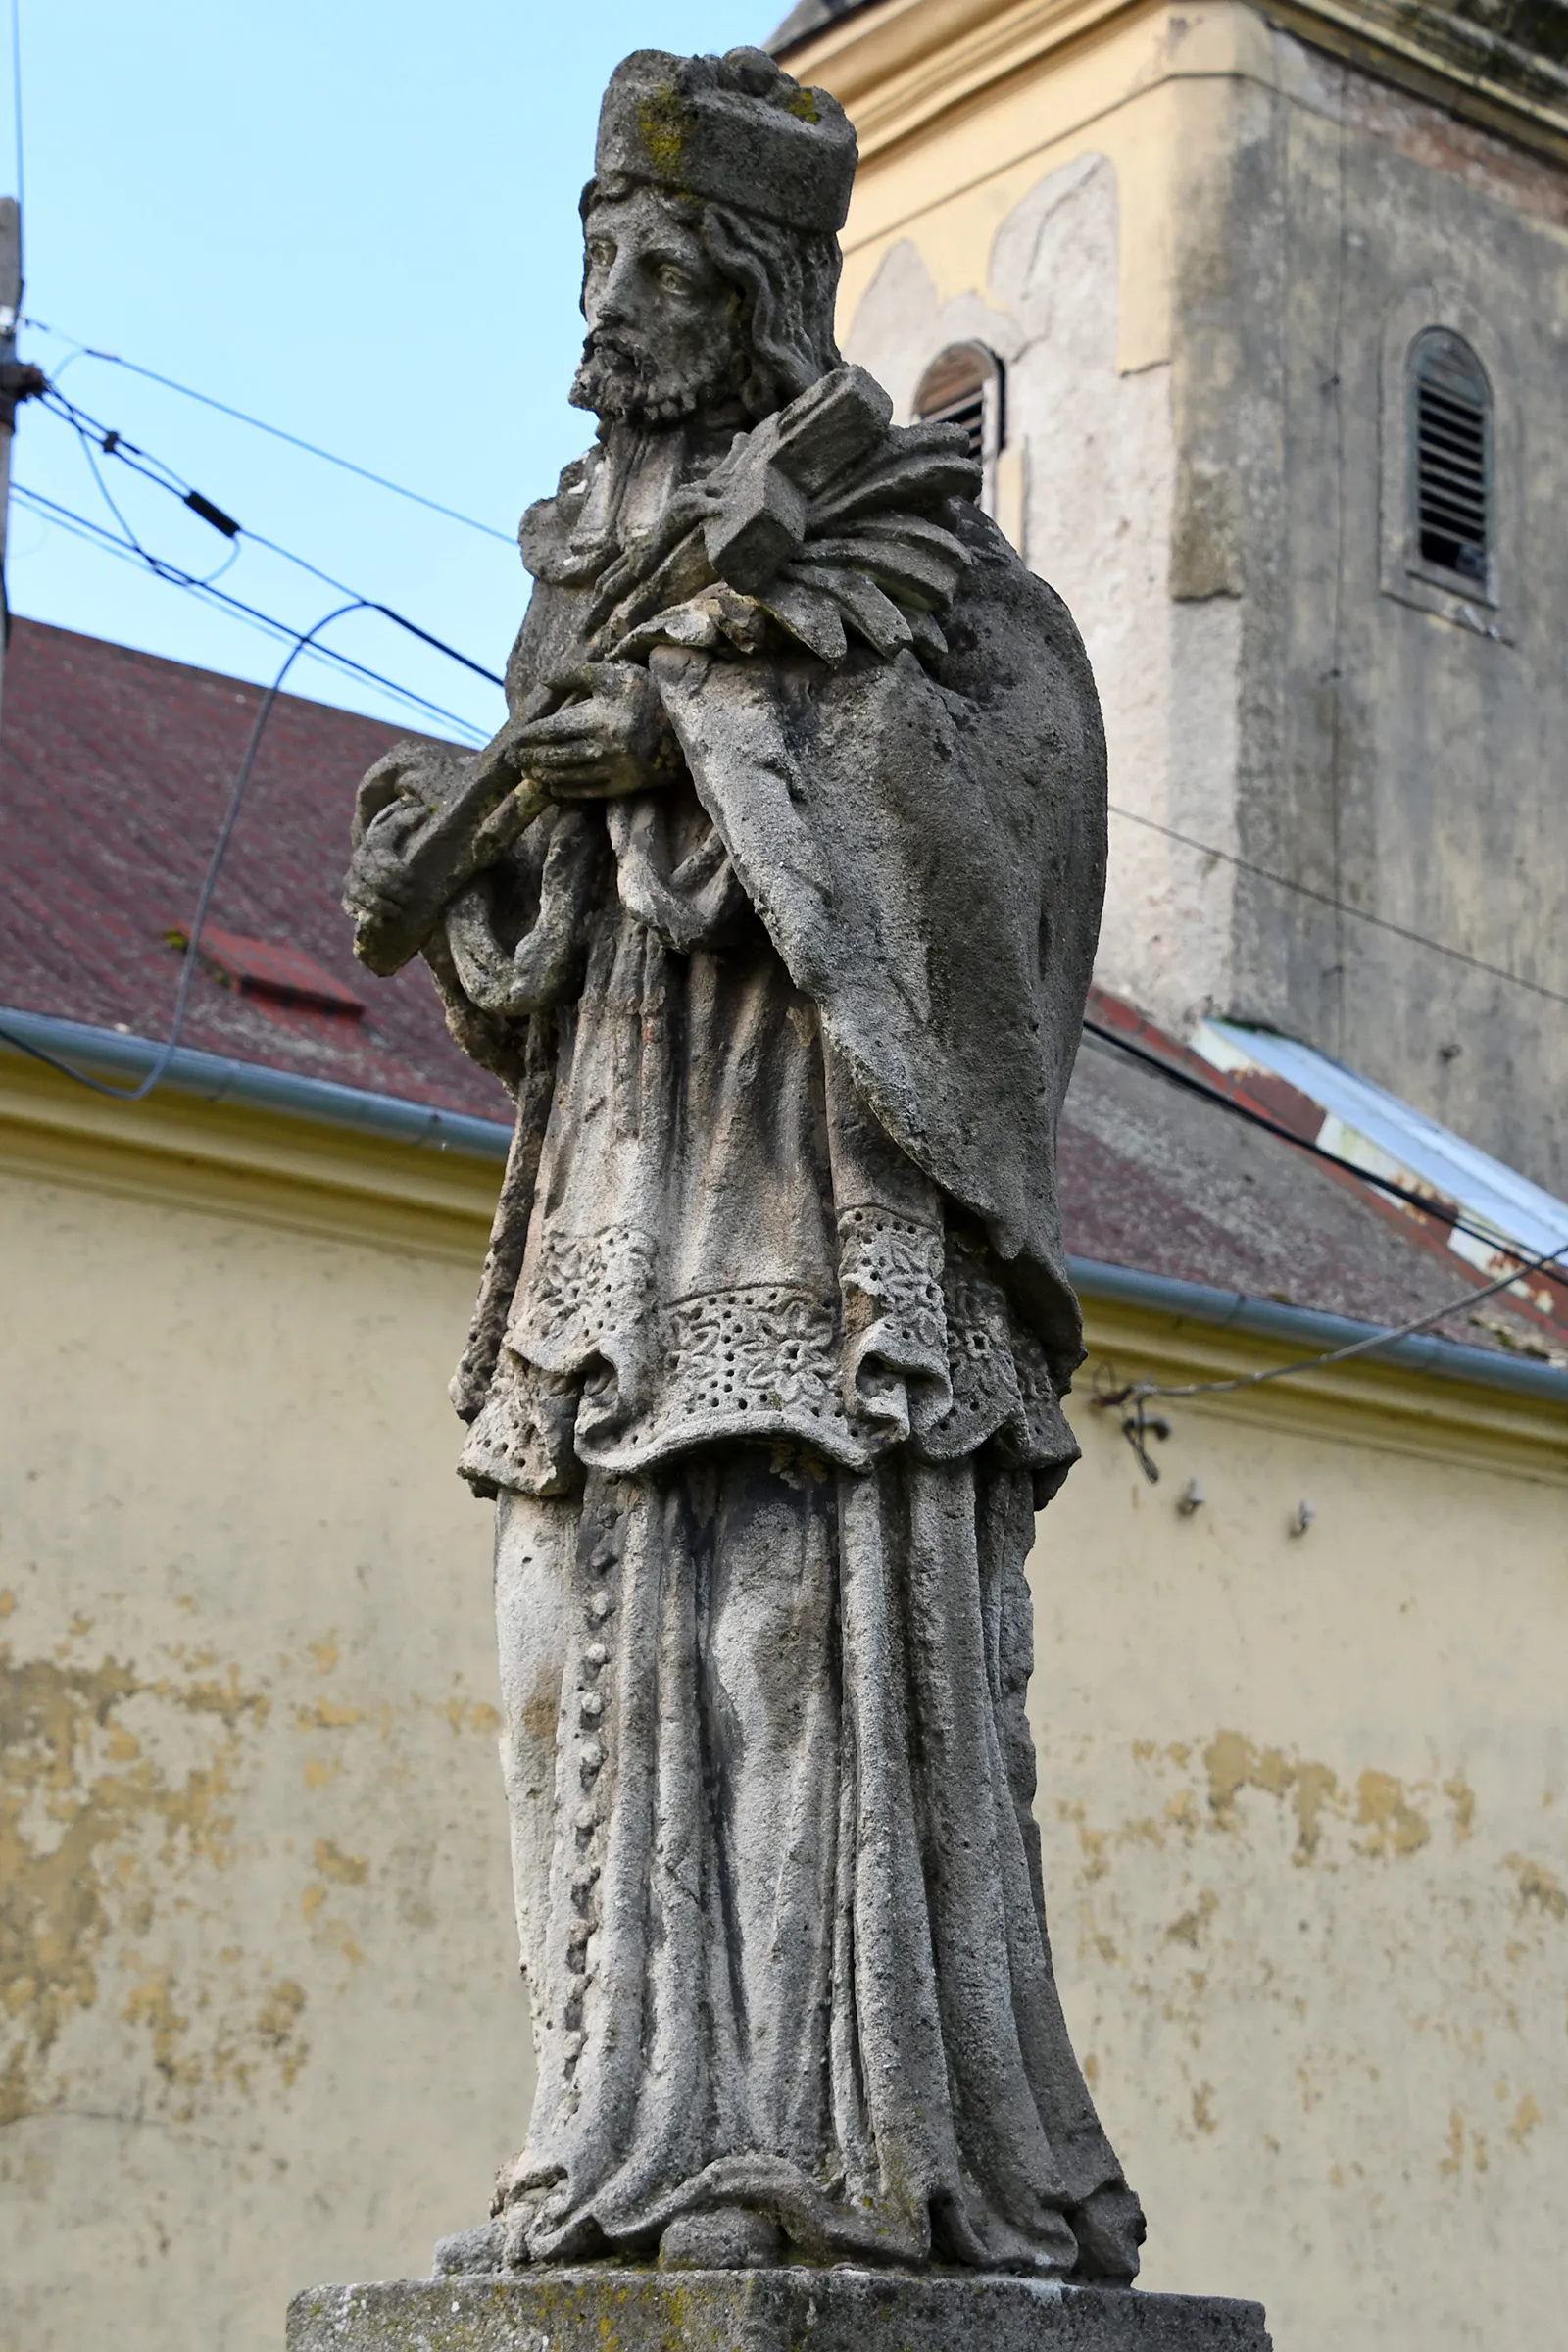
[431,422,1133,2274]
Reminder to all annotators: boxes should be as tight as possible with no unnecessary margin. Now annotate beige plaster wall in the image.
[819,0,1568,1188]
[1218,26,1568,1195]
[2,1092,1564,2352]
[835,7,1252,1059]
[1033,1348,1568,2352]
[0,1150,527,2352]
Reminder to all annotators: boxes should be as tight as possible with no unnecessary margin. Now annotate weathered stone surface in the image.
[323,30,1261,2324]
[287,2271,1273,2352]
[334,34,1143,2285]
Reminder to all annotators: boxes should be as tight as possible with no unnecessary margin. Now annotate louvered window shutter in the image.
[914,344,1004,468]
[1410,330,1493,591]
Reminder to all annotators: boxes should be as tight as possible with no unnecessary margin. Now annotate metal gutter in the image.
[1070,1255,1568,1408]
[3,1009,1561,1408]
[0,1007,514,1161]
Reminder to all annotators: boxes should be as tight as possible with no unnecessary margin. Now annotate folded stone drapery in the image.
[491,1446,1111,2270]
[315,36,1271,2342]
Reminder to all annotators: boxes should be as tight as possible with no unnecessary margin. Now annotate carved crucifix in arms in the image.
[342,42,1142,2284]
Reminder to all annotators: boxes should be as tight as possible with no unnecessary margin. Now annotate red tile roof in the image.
[0,616,510,1119]
[4,615,1560,1364]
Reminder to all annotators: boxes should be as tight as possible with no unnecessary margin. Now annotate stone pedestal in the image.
[287,2269,1272,2352]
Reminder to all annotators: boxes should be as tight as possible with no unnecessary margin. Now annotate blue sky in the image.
[10,1,769,743]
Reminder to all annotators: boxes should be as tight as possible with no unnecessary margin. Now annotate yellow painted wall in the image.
[827,6,1250,1054]
[1032,1317,1568,2350]
[831,1,1200,372]
[0,1080,527,2352]
[2,1066,1564,2350]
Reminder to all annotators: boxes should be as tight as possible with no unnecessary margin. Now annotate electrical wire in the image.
[0,600,373,1101]
[24,368,1567,1014]
[17,481,485,736]
[9,561,1566,1373]
[23,318,514,544]
[1107,802,1568,1011]
[15,484,487,740]
[1081,1014,1547,1267]
[13,331,1561,1019]
[1096,1233,1568,1407]
[40,382,506,690]
[11,327,1564,1331]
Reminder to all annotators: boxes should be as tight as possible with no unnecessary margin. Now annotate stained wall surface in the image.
[1032,1366,1568,2352]
[831,0,1568,1194]
[0,1154,528,2352]
[834,7,1225,1071]
[1188,28,1568,1199]
[3,1116,1563,2352]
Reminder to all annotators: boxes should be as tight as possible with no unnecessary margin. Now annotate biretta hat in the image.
[593,47,857,234]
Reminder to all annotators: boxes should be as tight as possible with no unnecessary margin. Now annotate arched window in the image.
[1409,329,1493,595]
[914,343,1004,513]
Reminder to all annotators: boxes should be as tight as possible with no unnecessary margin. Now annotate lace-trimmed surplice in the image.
[452,775,1127,2271]
[461,784,1074,1502]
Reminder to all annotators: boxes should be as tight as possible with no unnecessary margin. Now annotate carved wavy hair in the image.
[581,173,843,420]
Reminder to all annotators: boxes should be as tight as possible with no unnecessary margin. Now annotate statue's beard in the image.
[570,331,742,426]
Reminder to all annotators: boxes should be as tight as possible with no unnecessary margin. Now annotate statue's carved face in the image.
[572,186,744,425]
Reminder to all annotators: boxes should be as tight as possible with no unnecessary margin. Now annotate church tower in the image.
[773,0,1568,1194]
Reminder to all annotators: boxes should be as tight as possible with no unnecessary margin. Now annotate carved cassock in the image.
[344,44,1142,2285]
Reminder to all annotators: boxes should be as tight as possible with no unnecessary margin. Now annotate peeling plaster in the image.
[0,1642,286,2126]
[1505,1852,1567,1920]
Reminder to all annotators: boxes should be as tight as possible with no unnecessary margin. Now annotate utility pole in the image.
[0,196,44,739]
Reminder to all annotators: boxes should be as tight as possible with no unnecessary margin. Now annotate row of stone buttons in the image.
[563,1529,619,2068]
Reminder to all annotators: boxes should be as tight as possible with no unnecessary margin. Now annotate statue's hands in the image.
[513,662,678,801]
[342,731,538,978]
[341,664,677,978]
[351,743,443,851]
[345,742,465,928]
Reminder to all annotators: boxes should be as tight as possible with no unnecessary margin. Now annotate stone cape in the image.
[453,476,1109,1423]
[423,430,1134,2275]
[286,2271,1274,2352]
[454,478,1108,1494]
[643,509,1108,1366]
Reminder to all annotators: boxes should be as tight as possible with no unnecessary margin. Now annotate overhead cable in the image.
[17,332,1560,1016]
[15,483,486,740]
[23,318,514,544]
[39,382,506,689]
[1095,1233,1568,1408]
[1107,802,1568,1011]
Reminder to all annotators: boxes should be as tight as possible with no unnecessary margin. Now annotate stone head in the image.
[571,46,856,428]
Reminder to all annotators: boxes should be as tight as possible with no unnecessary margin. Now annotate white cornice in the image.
[0,1009,505,1260]
[784,0,1568,165]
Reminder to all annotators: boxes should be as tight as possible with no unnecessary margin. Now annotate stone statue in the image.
[341,40,1142,2290]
